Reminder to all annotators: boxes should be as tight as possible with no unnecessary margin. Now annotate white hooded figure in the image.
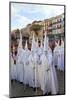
[23,40,31,85]
[28,34,39,88]
[40,31,58,95]
[39,31,51,94]
[16,32,25,82]
[37,39,43,87]
[47,42,58,95]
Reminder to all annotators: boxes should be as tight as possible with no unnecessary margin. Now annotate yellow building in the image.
[29,13,64,43]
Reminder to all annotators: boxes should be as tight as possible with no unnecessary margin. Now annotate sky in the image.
[11,2,64,31]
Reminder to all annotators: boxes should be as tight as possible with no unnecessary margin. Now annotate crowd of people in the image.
[10,31,64,95]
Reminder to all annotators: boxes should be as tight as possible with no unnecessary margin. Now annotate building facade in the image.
[43,13,64,40]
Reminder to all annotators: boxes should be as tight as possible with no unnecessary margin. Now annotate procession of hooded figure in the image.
[10,26,64,95]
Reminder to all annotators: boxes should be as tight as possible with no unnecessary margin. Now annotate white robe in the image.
[23,50,31,85]
[37,47,43,57]
[28,52,39,88]
[37,47,43,87]
[40,53,51,94]
[16,49,25,82]
[50,64,58,94]
[11,55,17,80]
[47,50,58,94]
[40,51,58,94]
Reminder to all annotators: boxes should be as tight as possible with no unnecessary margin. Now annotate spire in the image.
[36,37,38,48]
[44,31,47,51]
[31,33,36,52]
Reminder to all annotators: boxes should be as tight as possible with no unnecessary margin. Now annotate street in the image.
[10,68,65,98]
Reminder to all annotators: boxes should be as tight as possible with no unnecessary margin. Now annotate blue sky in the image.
[11,3,64,31]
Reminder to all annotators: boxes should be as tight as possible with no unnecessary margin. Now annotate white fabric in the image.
[40,53,51,93]
[28,52,39,88]
[38,35,58,94]
[16,31,25,82]
[37,40,43,56]
[31,34,36,52]
[11,55,17,80]
[48,50,58,94]
[39,51,58,94]
[23,49,31,85]
[16,49,25,82]
[10,31,60,94]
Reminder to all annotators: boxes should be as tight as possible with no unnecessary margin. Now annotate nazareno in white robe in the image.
[23,49,31,85]
[39,50,58,94]
[28,51,39,88]
[16,49,25,82]
[47,49,58,94]
[37,47,43,87]
[39,52,51,94]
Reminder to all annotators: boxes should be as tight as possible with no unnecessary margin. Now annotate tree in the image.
[30,24,43,36]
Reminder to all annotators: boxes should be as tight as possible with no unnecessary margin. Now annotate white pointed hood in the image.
[18,31,23,49]
[44,31,48,51]
[25,40,28,50]
[17,31,24,57]
[31,34,36,52]
[36,37,38,49]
